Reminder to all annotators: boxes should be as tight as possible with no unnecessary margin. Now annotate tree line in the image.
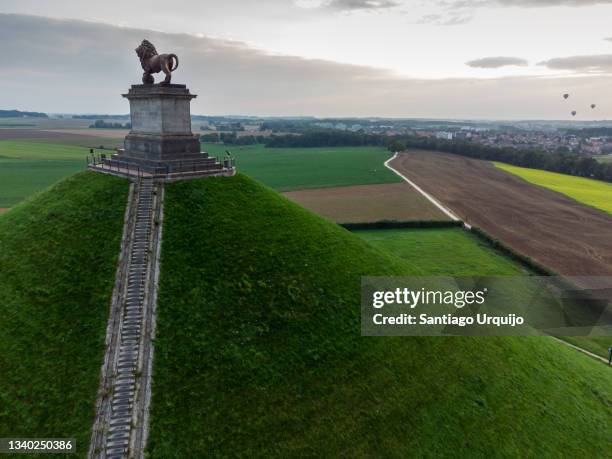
[89,120,131,129]
[0,109,48,118]
[201,129,612,183]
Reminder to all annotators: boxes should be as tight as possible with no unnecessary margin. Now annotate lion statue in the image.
[135,39,179,85]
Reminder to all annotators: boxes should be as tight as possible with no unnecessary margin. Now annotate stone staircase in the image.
[90,177,162,459]
[104,177,153,457]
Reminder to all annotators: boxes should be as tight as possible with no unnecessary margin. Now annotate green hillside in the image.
[0,172,129,456]
[149,174,612,458]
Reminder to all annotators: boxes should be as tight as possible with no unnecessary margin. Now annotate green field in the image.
[0,172,129,456]
[0,117,91,129]
[495,162,612,214]
[354,227,525,276]
[356,227,611,358]
[0,140,398,208]
[0,159,85,207]
[147,174,612,457]
[27,136,124,150]
[0,140,107,207]
[202,143,401,191]
[0,140,98,160]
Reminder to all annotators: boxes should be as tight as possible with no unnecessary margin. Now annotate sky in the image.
[1,1,611,119]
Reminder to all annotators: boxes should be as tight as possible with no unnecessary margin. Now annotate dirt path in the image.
[391,150,612,284]
[384,153,463,224]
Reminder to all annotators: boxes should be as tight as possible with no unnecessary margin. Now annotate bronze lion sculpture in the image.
[135,40,179,85]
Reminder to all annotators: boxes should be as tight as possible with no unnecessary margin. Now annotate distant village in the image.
[197,116,612,157]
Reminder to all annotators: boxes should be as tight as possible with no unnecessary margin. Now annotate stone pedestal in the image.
[100,84,234,179]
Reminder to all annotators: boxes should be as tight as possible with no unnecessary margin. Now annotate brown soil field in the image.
[0,209,8,214]
[42,129,129,139]
[0,129,95,140]
[391,150,612,283]
[283,183,449,223]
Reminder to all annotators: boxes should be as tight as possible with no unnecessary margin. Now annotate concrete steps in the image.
[105,178,153,459]
[90,178,163,459]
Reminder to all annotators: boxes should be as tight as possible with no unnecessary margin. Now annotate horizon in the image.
[1,2,612,118]
[7,110,612,124]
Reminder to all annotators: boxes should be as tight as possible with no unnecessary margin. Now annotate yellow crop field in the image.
[494,162,612,214]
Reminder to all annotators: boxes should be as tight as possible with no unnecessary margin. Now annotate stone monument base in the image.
[88,83,235,181]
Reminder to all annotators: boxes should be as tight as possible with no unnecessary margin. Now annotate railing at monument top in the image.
[87,153,236,180]
[88,153,144,179]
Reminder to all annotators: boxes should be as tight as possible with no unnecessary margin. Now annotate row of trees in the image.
[200,132,269,145]
[89,120,131,129]
[264,131,384,148]
[0,109,48,118]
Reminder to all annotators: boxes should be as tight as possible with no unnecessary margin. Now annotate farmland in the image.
[201,143,401,191]
[390,150,612,356]
[0,138,119,207]
[283,183,448,223]
[495,162,612,214]
[0,159,85,207]
[355,227,523,276]
[390,150,612,282]
[0,138,401,209]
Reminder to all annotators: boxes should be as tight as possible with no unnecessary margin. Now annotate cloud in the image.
[538,54,612,72]
[441,0,612,6]
[495,0,612,5]
[1,13,611,119]
[466,57,529,68]
[294,0,399,11]
[420,0,612,26]
[417,13,472,25]
[319,0,400,11]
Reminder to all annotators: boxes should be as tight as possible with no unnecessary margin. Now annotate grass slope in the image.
[149,174,611,458]
[202,143,401,191]
[0,172,129,456]
[495,162,612,214]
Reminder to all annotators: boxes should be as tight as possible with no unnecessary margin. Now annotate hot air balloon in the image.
[591,104,596,109]
[563,94,569,100]
[571,111,577,117]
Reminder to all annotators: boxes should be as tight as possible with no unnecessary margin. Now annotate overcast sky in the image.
[1,1,611,119]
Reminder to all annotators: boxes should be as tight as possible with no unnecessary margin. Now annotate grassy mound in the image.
[0,172,129,455]
[149,174,611,457]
